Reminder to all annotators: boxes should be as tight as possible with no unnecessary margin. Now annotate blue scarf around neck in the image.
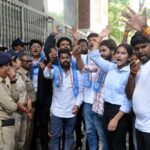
[53,60,79,97]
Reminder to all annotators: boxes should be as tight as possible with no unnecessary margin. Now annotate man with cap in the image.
[6,38,29,58]
[11,38,29,52]
[0,52,27,150]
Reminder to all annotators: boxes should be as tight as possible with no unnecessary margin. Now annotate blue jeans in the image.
[50,114,77,150]
[83,103,98,150]
[93,112,108,150]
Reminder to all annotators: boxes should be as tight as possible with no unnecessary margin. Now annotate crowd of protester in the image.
[0,7,150,150]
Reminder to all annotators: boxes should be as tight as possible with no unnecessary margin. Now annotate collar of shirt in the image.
[63,69,71,77]
[114,64,130,72]
[18,67,29,76]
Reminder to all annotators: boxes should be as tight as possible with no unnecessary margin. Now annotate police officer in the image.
[0,52,27,150]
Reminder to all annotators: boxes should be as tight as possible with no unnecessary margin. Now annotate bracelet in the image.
[130,71,137,78]
[10,79,17,84]
[129,75,135,79]
[143,26,150,36]
[124,31,129,38]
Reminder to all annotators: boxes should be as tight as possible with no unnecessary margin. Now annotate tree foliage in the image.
[108,0,129,44]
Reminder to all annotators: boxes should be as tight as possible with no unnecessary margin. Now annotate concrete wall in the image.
[64,0,78,27]
[90,0,108,32]
[19,0,45,12]
[78,0,90,29]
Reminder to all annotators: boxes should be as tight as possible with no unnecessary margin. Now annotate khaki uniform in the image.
[17,68,36,150]
[13,73,28,150]
[17,68,36,103]
[0,77,18,150]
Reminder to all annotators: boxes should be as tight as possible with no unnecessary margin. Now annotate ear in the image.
[127,57,131,63]
[111,49,115,55]
[12,60,16,66]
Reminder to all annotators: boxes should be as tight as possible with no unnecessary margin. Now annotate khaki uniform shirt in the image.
[16,73,27,104]
[0,77,17,119]
[17,68,36,102]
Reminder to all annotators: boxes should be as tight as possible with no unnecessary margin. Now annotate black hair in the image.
[100,39,117,52]
[78,39,88,45]
[117,43,133,57]
[30,39,43,47]
[58,48,71,58]
[131,32,150,47]
[56,37,72,48]
[87,33,98,40]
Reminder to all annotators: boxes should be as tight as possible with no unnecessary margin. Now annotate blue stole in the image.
[30,52,45,79]
[83,55,106,93]
[53,60,79,97]
[93,69,106,93]
[83,55,92,88]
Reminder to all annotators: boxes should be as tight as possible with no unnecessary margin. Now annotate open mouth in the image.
[116,58,122,62]
[89,44,94,48]
[139,55,146,59]
[33,49,39,53]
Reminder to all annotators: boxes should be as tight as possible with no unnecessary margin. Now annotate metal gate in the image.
[0,0,53,48]
[0,0,86,49]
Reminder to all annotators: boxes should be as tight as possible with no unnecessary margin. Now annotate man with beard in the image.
[72,33,117,150]
[125,32,150,150]
[17,54,36,150]
[99,39,116,61]
[122,7,150,150]
[44,49,83,150]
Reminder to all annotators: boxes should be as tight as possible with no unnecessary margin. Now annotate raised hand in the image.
[130,59,140,78]
[72,26,78,40]
[125,23,132,32]
[52,25,61,35]
[99,25,110,39]
[47,49,57,68]
[49,49,57,63]
[122,7,147,32]
[72,45,81,58]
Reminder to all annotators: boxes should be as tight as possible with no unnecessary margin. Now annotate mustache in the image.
[33,49,39,52]
[61,61,70,68]
[63,61,70,64]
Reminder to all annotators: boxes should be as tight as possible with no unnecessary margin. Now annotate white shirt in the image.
[132,60,150,133]
[44,67,84,118]
[90,50,131,113]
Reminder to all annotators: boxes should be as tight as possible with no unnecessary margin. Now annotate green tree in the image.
[108,0,129,44]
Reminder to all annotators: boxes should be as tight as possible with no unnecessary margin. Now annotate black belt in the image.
[1,119,15,127]
[104,101,121,107]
